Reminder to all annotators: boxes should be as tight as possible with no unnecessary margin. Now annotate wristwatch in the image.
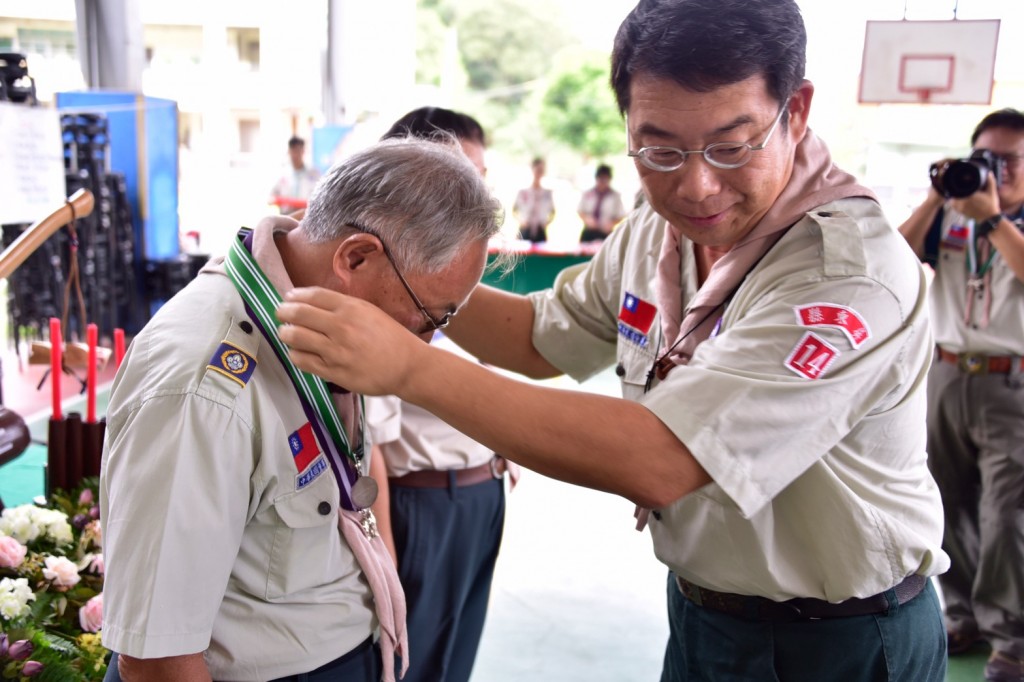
[975,213,1004,239]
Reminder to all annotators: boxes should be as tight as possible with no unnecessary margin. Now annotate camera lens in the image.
[942,160,988,199]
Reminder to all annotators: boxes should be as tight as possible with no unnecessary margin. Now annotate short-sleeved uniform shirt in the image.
[100,224,375,680]
[366,334,495,478]
[529,198,949,602]
[514,187,555,227]
[928,207,1024,354]
[577,187,627,228]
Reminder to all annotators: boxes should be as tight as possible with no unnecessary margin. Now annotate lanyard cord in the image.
[643,229,789,393]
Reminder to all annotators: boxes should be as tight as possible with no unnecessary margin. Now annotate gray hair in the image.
[301,135,504,273]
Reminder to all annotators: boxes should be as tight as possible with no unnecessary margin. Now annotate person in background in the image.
[270,135,322,213]
[578,163,627,243]
[100,136,503,682]
[276,0,950,679]
[368,105,518,682]
[898,107,1024,682]
[512,157,555,243]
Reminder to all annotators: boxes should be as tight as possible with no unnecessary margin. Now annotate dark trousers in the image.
[660,572,947,681]
[392,476,505,682]
[104,637,381,682]
[927,360,1024,659]
[579,227,608,243]
[518,225,547,243]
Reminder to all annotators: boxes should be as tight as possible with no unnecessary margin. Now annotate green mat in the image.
[0,441,47,507]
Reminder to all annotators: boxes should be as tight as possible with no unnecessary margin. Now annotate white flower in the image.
[0,505,72,546]
[0,505,42,544]
[38,508,73,545]
[43,555,81,588]
[0,577,36,621]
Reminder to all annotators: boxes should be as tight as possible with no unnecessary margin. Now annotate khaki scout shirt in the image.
[929,207,1024,355]
[367,335,495,477]
[100,225,375,680]
[529,198,949,602]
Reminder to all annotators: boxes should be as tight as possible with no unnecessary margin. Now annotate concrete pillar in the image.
[74,0,144,91]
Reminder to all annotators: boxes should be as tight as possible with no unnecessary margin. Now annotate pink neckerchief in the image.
[654,129,878,371]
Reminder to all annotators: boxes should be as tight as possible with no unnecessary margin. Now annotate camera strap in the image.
[964,222,998,328]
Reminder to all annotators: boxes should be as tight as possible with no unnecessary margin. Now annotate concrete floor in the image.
[470,367,667,681]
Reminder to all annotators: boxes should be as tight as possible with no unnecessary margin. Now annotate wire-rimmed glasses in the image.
[628,103,788,172]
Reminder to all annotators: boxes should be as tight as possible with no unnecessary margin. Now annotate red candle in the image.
[87,323,98,423]
[50,318,62,420]
[114,328,126,368]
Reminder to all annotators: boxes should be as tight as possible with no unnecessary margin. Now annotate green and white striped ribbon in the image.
[225,228,355,460]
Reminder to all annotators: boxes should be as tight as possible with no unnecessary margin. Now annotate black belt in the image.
[675,574,927,623]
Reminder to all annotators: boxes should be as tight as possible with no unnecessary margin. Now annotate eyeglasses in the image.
[348,223,454,331]
[628,103,788,172]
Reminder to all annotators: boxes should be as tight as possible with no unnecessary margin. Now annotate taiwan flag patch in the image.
[942,224,970,251]
[619,292,657,334]
[288,423,321,472]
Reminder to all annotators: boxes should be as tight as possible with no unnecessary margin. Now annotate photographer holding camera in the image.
[899,107,1024,682]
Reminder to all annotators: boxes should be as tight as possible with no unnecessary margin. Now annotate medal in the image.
[351,475,379,508]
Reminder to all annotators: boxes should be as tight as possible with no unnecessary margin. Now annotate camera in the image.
[929,149,1005,199]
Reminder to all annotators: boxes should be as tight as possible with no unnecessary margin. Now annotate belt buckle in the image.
[958,352,988,375]
[489,456,503,480]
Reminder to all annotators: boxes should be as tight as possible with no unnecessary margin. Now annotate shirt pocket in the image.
[616,343,657,401]
[265,468,344,600]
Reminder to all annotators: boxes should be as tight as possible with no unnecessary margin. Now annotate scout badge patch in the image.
[207,341,257,386]
[794,303,871,349]
[785,331,839,380]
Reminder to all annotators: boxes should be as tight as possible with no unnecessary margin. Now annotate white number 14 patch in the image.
[785,331,839,379]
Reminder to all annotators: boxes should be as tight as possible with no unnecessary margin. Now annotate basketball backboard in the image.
[859,19,1000,104]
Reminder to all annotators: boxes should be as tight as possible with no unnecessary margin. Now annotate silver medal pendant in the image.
[351,475,379,508]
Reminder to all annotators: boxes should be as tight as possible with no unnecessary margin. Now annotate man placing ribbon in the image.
[99,135,503,682]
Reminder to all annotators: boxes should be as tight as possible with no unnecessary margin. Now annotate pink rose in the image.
[42,555,81,588]
[87,553,104,575]
[79,593,103,633]
[78,489,94,506]
[0,536,27,568]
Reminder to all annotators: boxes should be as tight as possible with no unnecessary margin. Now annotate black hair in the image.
[287,136,305,149]
[610,0,806,115]
[382,106,486,146]
[971,108,1024,146]
[596,164,612,178]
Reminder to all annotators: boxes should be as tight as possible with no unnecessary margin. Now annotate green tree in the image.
[540,49,624,160]
[415,5,448,86]
[456,0,571,94]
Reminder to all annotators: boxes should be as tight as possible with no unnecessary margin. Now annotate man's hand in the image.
[277,287,426,396]
[951,174,1001,223]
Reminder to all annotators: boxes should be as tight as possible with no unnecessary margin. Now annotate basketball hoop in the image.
[859,20,999,105]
